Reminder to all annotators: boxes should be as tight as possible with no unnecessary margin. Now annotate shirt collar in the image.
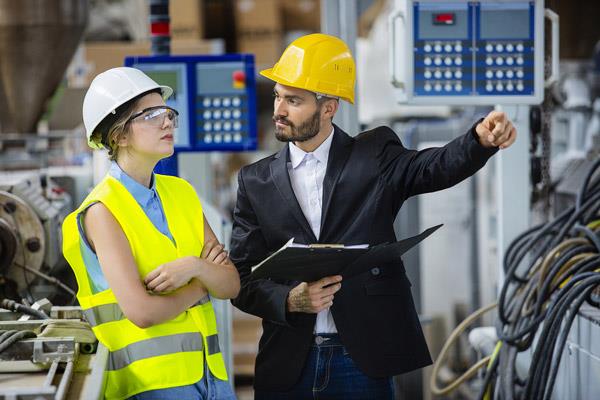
[288,127,335,169]
[109,161,157,207]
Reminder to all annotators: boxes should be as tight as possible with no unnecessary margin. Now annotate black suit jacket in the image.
[230,124,496,391]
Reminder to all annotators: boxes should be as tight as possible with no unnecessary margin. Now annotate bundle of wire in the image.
[431,159,600,400]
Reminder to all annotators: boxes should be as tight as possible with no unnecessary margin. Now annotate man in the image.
[230,33,516,399]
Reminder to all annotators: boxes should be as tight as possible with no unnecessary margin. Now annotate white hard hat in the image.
[82,67,173,149]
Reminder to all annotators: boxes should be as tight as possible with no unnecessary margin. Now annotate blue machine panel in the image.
[413,1,535,98]
[125,54,257,152]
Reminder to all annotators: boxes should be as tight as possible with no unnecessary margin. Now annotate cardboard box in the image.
[237,32,282,67]
[234,0,282,33]
[281,0,320,32]
[77,39,222,86]
[169,0,204,40]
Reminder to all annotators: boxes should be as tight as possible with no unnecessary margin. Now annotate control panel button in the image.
[444,57,452,66]
[516,56,524,65]
[506,83,514,92]
[496,57,504,66]
[454,57,462,66]
[496,83,504,92]
[455,83,463,91]
[424,70,432,79]
[223,122,232,131]
[222,98,232,107]
[444,70,452,79]
[234,133,242,142]
[203,98,212,107]
[213,122,222,131]
[213,110,222,119]
[204,134,213,143]
[495,44,504,52]
[485,44,493,52]
[516,43,524,52]
[434,83,442,92]
[486,82,493,92]
[506,57,514,66]
[233,109,242,119]
[223,110,232,119]
[424,44,432,52]
[212,98,221,107]
[203,122,212,131]
[506,43,514,52]
[516,70,524,78]
[434,70,442,79]
[424,57,432,66]
[424,83,432,92]
[506,70,515,78]
[444,44,453,52]
[233,121,242,131]
[444,83,452,92]
[214,134,222,143]
[496,70,504,79]
[434,57,442,66]
[454,70,463,79]
[517,82,524,91]
[434,43,442,52]
[203,110,212,119]
[455,43,463,52]
[486,57,493,66]
[486,70,493,79]
[232,97,241,107]
[224,134,232,143]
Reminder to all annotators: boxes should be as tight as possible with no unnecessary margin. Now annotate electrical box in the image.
[390,0,558,105]
[125,54,257,151]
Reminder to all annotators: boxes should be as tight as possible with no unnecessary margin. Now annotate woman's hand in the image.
[202,239,231,265]
[144,256,200,293]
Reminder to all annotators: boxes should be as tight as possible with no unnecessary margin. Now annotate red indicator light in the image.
[433,13,455,25]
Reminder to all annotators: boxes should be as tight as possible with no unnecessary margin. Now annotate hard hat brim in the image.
[260,68,354,104]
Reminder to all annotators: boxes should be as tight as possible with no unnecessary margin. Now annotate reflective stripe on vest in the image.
[83,295,211,327]
[206,333,220,355]
[107,332,203,371]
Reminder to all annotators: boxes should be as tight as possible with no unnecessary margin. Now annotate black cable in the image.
[0,298,49,319]
[0,329,36,353]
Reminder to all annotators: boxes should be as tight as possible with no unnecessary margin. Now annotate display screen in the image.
[418,3,468,40]
[480,3,530,39]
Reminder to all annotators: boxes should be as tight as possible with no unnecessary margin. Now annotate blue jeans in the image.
[129,360,236,400]
[255,334,394,400]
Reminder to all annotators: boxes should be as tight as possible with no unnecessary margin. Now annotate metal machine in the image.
[389,0,558,105]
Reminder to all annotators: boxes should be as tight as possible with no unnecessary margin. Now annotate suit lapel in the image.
[320,126,354,238]
[270,145,317,242]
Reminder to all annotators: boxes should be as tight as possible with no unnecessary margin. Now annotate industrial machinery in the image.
[125,54,258,175]
[0,172,74,302]
[389,0,558,105]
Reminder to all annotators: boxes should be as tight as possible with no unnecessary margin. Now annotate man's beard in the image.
[273,109,321,143]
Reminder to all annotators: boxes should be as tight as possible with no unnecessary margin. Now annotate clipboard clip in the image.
[308,244,345,249]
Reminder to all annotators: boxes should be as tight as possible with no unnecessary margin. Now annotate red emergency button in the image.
[232,70,246,89]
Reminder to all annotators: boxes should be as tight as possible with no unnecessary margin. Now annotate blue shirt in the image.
[77,162,173,293]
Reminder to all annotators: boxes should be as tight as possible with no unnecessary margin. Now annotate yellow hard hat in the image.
[260,33,356,104]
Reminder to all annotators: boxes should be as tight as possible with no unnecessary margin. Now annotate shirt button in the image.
[371,267,380,276]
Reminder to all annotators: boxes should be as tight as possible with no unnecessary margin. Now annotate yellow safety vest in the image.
[62,174,227,400]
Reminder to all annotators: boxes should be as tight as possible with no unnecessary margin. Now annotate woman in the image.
[62,67,240,400]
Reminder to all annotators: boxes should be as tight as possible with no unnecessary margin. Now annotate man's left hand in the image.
[475,111,517,149]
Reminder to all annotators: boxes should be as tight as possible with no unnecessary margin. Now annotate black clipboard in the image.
[250,224,443,282]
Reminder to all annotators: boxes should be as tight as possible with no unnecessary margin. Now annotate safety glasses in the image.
[127,106,179,129]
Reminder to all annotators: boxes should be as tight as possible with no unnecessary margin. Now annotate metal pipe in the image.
[43,360,59,387]
[55,360,74,400]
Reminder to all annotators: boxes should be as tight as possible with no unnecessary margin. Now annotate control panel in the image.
[390,0,558,105]
[125,54,257,151]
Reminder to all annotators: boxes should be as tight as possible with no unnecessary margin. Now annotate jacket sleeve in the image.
[229,167,294,325]
[376,119,498,199]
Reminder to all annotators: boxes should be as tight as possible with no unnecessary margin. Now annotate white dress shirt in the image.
[287,128,338,333]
